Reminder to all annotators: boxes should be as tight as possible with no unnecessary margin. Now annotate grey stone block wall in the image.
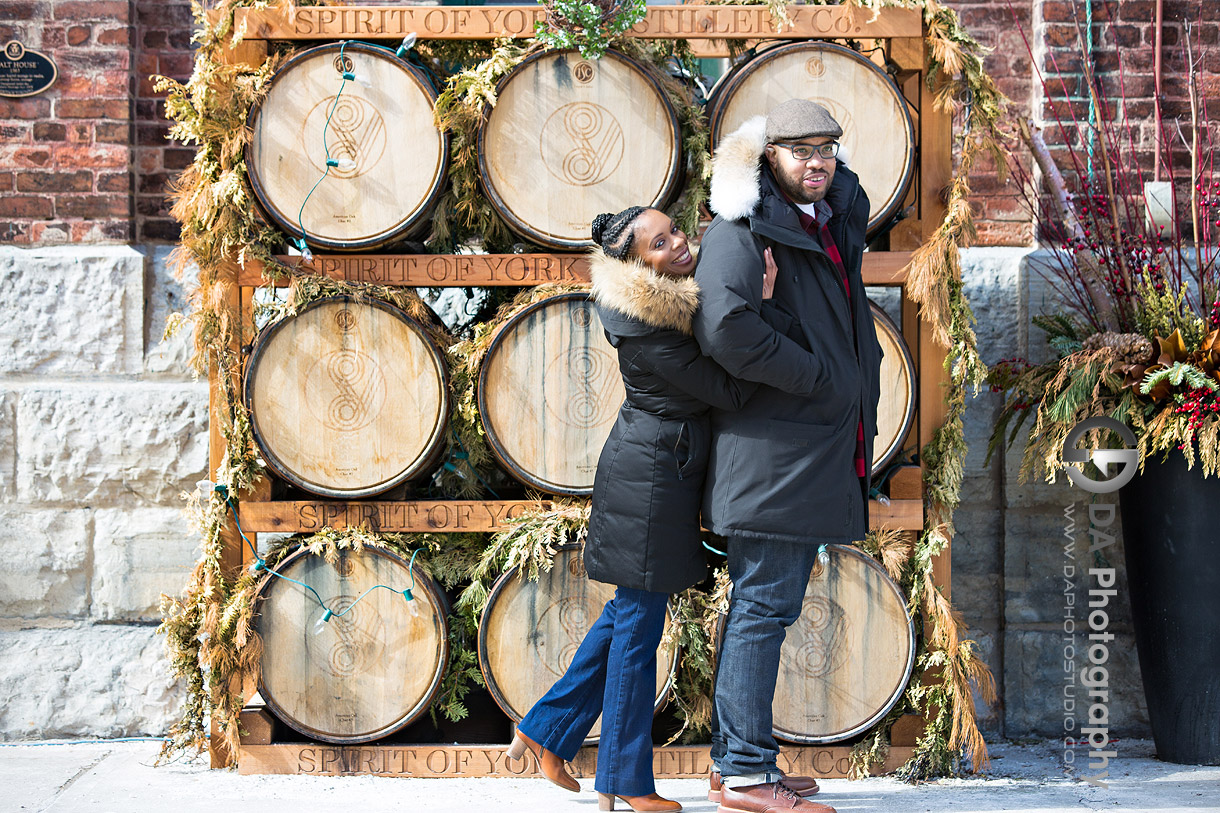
[956,247,1150,741]
[0,244,205,740]
[0,243,1151,744]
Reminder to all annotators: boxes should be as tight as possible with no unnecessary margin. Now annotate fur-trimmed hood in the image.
[708,114,854,221]
[709,115,769,221]
[588,250,700,335]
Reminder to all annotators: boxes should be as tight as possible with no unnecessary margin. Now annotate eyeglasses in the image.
[772,142,840,161]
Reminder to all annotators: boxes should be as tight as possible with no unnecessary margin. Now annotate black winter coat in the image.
[693,115,884,545]
[583,251,759,593]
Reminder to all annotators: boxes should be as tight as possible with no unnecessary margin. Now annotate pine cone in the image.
[1082,332,1155,365]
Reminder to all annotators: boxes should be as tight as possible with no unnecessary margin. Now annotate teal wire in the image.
[1085,0,1096,186]
[295,41,350,249]
[224,493,419,619]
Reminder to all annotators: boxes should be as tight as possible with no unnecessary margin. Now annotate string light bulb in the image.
[401,589,421,618]
[222,498,426,628]
[294,237,314,264]
[396,33,417,58]
[312,608,335,635]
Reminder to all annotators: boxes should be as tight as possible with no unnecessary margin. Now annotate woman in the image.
[506,206,781,812]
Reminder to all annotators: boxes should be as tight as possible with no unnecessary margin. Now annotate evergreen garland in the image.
[157,0,1003,778]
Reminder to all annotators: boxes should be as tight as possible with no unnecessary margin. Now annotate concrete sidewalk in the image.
[2,739,1217,813]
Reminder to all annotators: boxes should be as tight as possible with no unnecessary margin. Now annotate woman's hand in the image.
[762,247,778,300]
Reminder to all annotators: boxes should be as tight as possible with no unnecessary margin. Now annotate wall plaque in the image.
[0,41,57,98]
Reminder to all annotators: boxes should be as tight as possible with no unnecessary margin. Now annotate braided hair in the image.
[591,206,649,260]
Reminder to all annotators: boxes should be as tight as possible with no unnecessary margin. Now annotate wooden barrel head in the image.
[255,546,449,744]
[771,545,914,743]
[478,293,624,495]
[870,301,916,473]
[477,546,676,743]
[708,42,915,234]
[247,42,447,250]
[245,297,449,498]
[478,49,682,249]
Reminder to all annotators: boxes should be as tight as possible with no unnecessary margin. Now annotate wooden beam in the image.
[239,252,911,288]
[862,251,912,286]
[234,5,921,41]
[888,36,924,72]
[915,49,953,598]
[918,315,950,598]
[869,498,922,531]
[887,465,922,501]
[209,261,246,769]
[236,500,550,534]
[216,38,267,69]
[237,741,915,778]
[236,497,920,534]
[239,254,590,288]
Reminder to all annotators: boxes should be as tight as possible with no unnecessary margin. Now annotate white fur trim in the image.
[709,116,767,221]
[836,141,852,166]
[588,250,700,334]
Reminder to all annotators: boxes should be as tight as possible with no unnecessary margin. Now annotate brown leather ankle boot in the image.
[597,792,682,812]
[506,731,579,792]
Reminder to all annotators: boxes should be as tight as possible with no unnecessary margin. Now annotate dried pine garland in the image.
[159,523,487,762]
[160,0,1001,779]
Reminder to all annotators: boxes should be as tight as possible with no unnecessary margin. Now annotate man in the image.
[693,99,883,813]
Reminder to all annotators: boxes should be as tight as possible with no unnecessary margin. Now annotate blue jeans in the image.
[516,586,669,797]
[711,537,820,779]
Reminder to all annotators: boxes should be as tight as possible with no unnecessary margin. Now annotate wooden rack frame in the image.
[211,4,952,776]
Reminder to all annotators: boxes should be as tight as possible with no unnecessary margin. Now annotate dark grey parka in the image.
[583,251,760,593]
[693,115,884,545]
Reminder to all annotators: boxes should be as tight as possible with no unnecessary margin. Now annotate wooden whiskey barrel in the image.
[769,544,914,743]
[255,545,449,744]
[870,301,917,473]
[708,42,916,235]
[478,293,625,495]
[478,49,682,249]
[246,41,447,250]
[244,296,449,498]
[477,545,677,743]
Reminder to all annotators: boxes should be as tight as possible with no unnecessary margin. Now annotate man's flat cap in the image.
[764,99,843,141]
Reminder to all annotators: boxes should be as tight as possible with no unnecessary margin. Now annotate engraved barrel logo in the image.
[572,61,595,84]
[304,308,388,432]
[304,94,387,179]
[306,595,387,679]
[540,102,624,187]
[544,335,618,431]
[535,595,600,677]
[781,596,850,679]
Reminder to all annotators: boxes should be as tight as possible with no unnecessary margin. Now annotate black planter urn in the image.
[1119,454,1220,764]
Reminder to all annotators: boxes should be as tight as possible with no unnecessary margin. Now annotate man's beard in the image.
[774,165,829,205]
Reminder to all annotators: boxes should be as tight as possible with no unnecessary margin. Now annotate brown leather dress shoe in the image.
[597,792,682,812]
[506,731,579,792]
[709,772,820,802]
[717,781,836,813]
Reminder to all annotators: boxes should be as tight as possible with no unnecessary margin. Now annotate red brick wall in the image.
[1,1,1211,247]
[944,0,1037,246]
[0,0,193,244]
[947,0,1216,246]
[133,0,194,241]
[1,1,132,242]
